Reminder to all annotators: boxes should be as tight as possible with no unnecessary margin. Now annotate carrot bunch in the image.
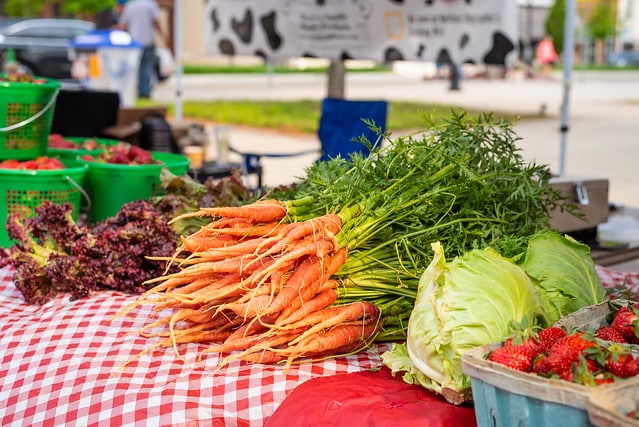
[115,199,381,369]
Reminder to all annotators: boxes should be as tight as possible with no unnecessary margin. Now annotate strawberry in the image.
[20,160,39,170]
[559,365,575,382]
[611,306,639,343]
[596,325,627,343]
[537,326,567,351]
[583,356,601,374]
[83,139,98,150]
[607,351,634,378]
[109,152,131,164]
[544,332,597,376]
[545,343,580,376]
[622,357,639,378]
[504,335,542,357]
[0,159,20,169]
[553,332,598,354]
[594,373,616,385]
[533,353,552,375]
[488,344,535,372]
[127,145,153,164]
[559,356,599,385]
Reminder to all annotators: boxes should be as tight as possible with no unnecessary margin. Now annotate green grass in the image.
[159,100,526,134]
[181,62,639,75]
[141,63,545,134]
[182,63,391,75]
[144,63,628,134]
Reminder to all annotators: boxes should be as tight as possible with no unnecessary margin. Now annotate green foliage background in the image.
[4,0,113,17]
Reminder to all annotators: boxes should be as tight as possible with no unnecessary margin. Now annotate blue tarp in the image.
[70,29,142,49]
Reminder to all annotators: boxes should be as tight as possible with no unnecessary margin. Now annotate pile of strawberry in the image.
[48,134,104,150]
[80,143,155,165]
[487,303,639,386]
[0,156,65,170]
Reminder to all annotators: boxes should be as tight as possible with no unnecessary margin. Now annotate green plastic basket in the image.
[152,151,190,176]
[46,137,125,159]
[0,75,60,160]
[0,158,88,247]
[80,151,190,223]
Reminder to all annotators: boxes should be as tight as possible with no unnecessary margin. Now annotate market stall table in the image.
[1,265,638,426]
[189,160,262,187]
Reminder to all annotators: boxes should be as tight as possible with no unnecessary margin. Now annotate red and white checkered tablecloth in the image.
[1,264,639,427]
[0,266,391,427]
[596,264,639,298]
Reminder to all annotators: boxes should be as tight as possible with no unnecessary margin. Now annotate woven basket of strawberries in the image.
[462,300,639,427]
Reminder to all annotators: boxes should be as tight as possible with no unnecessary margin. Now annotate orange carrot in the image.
[181,233,239,253]
[181,330,233,344]
[171,276,222,295]
[270,247,346,323]
[235,281,274,304]
[176,199,289,223]
[202,331,272,355]
[135,307,215,334]
[284,301,380,345]
[146,278,222,311]
[261,323,379,371]
[113,275,195,318]
[214,328,306,367]
[235,330,374,367]
[218,311,278,347]
[272,249,345,324]
[249,237,336,287]
[275,288,338,327]
[239,349,286,364]
[286,323,379,360]
[217,294,274,320]
[182,238,278,263]
[144,252,266,284]
[326,248,348,276]
[255,214,341,260]
[154,329,236,363]
[271,272,326,325]
[255,254,327,318]
[159,273,243,305]
[212,222,288,238]
[198,217,255,231]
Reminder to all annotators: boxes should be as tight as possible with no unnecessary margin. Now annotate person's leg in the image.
[138,46,156,98]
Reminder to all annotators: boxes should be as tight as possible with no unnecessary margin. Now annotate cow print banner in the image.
[204,0,518,66]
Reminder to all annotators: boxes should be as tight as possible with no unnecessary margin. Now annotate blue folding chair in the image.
[317,97,388,162]
[229,97,388,187]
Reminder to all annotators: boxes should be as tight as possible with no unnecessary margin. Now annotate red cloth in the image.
[265,366,477,427]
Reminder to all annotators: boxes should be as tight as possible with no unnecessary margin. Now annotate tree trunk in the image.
[327,60,345,99]
[595,39,605,65]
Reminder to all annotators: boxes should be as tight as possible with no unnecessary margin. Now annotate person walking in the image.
[536,35,558,77]
[95,0,126,29]
[118,0,164,98]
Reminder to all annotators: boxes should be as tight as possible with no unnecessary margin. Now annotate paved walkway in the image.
[153,70,639,208]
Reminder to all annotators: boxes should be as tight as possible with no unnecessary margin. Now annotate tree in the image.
[587,0,616,64]
[587,0,616,40]
[545,0,565,55]
[61,0,114,16]
[5,0,46,16]
[4,0,112,17]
